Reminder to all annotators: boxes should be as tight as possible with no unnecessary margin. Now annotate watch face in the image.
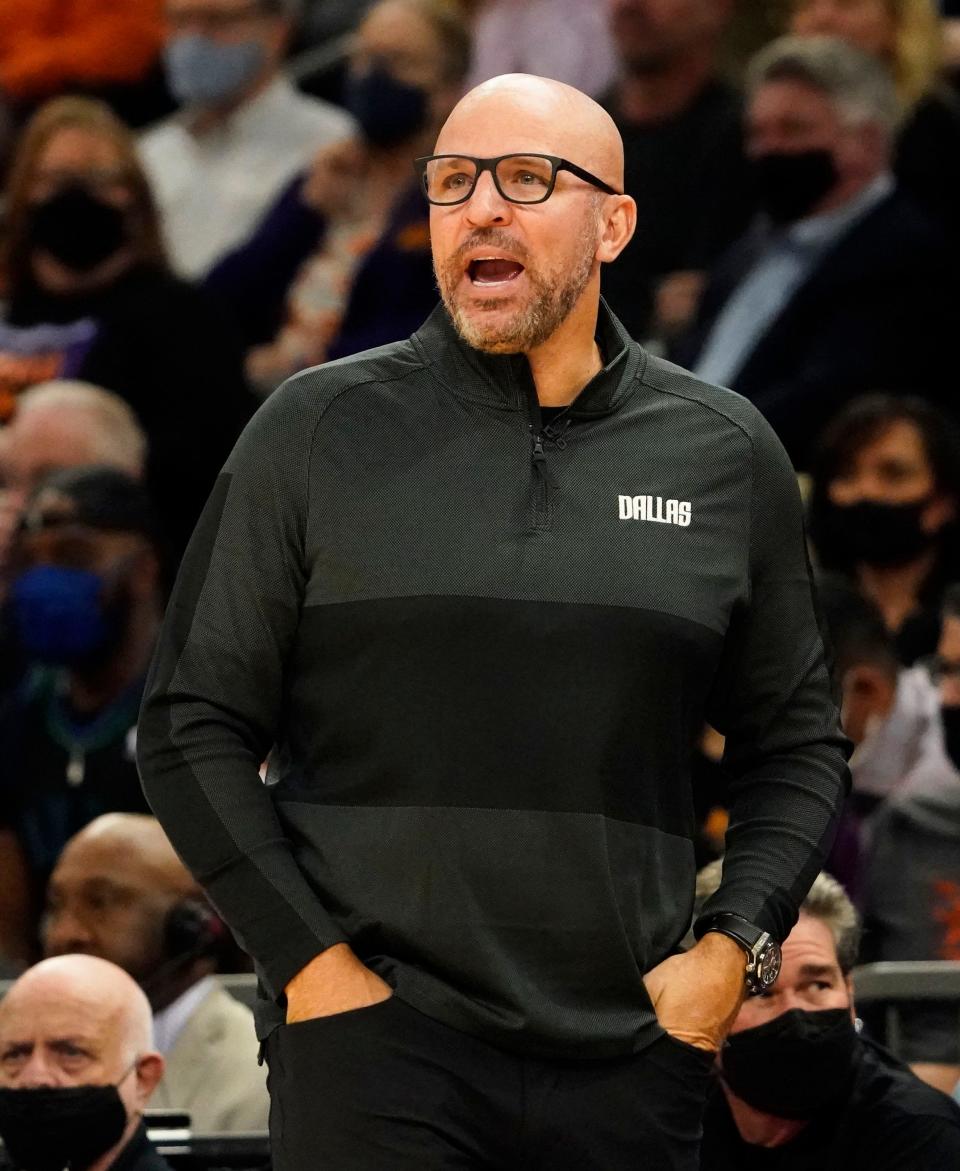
[757,942,782,988]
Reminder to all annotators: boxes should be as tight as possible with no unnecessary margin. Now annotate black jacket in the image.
[673,191,956,469]
[138,301,849,1057]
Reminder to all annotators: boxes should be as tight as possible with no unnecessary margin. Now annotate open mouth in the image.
[467,258,525,286]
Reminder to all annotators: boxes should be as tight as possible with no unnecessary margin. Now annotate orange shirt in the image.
[0,0,164,102]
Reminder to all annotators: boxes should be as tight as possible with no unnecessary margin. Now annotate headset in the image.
[162,897,228,965]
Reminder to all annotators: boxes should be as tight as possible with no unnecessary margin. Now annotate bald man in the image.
[43,814,269,1134]
[0,954,169,1171]
[139,74,848,1168]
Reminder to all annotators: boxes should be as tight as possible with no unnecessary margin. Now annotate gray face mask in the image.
[163,33,266,107]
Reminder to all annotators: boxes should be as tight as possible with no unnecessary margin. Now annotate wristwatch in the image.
[698,913,782,996]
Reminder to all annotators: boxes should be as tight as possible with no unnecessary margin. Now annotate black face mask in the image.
[752,149,839,225]
[721,1008,859,1119]
[0,1080,129,1171]
[818,497,936,568]
[941,706,960,772]
[28,185,129,273]
[343,66,429,148]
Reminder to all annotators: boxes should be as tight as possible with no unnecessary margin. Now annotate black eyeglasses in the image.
[414,153,621,206]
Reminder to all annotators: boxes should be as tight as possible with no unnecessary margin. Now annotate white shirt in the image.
[152,976,216,1056]
[139,76,354,279]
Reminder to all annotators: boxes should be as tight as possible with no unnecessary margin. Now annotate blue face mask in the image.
[164,33,266,108]
[9,565,113,666]
[343,66,429,148]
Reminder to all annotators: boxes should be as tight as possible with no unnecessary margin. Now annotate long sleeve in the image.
[695,414,850,943]
[137,381,346,999]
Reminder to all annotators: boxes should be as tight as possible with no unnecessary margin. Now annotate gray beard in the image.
[437,227,597,355]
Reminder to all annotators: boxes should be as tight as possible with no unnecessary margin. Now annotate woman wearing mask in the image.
[789,0,960,236]
[0,97,253,558]
[809,394,960,664]
[203,0,471,394]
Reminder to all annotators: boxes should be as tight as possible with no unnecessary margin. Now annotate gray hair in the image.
[748,35,901,135]
[696,861,862,974]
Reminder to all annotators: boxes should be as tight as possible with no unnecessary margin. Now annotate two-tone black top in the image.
[138,301,849,1056]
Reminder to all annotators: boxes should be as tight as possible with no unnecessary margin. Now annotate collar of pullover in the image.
[412,297,645,419]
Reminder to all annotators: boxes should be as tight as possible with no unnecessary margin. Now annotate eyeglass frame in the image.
[414,153,622,206]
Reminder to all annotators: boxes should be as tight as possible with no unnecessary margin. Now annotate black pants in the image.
[264,996,714,1169]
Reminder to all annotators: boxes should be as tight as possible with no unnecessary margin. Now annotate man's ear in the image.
[596,195,637,265]
[133,1052,165,1105]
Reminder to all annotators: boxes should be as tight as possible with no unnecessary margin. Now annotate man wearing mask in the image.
[0,468,162,901]
[673,35,953,469]
[0,954,168,1171]
[859,584,960,1095]
[139,0,353,279]
[43,814,269,1133]
[698,862,960,1168]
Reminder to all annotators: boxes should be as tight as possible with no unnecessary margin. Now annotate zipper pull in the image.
[530,432,557,488]
[532,433,547,464]
[544,418,571,450]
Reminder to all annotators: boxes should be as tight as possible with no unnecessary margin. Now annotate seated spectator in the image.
[809,394,960,663]
[789,0,960,237]
[0,954,169,1171]
[673,36,953,468]
[817,574,949,819]
[465,0,617,98]
[859,584,960,1094]
[0,469,162,903]
[0,96,253,557]
[43,814,269,1133]
[206,0,470,391]
[697,862,960,1168]
[600,0,754,342]
[0,380,147,585]
[0,0,163,109]
[139,0,354,279]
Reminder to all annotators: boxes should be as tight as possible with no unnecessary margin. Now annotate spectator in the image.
[0,1,163,108]
[465,1,617,98]
[206,0,470,390]
[809,395,960,664]
[0,954,169,1171]
[600,0,754,341]
[0,469,162,902]
[43,814,269,1133]
[817,574,948,820]
[0,96,253,557]
[674,36,953,467]
[0,381,147,584]
[697,862,960,1168]
[140,0,354,279]
[789,0,960,236]
[859,584,960,1094]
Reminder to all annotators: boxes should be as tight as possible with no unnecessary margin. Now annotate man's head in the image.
[345,0,471,148]
[697,863,862,1120]
[5,466,162,673]
[817,573,899,744]
[609,0,734,77]
[0,381,147,579]
[746,35,898,221]
[0,955,163,1169]
[427,74,636,354]
[43,814,210,1004]
[162,0,300,112]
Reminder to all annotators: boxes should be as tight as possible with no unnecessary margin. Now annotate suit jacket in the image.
[151,981,269,1134]
[673,190,956,468]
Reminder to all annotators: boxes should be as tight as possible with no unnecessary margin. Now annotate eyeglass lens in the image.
[423,156,556,204]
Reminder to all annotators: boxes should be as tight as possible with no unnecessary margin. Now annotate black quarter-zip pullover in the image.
[138,301,849,1056]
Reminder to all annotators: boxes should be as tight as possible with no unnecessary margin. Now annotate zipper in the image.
[524,382,558,531]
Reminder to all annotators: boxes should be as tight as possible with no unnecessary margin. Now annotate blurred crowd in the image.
[2,0,960,1163]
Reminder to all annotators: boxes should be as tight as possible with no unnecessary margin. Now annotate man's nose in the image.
[42,908,95,956]
[18,1051,63,1088]
[463,169,513,228]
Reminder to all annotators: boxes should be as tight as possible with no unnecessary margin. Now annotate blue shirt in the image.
[693,175,895,388]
